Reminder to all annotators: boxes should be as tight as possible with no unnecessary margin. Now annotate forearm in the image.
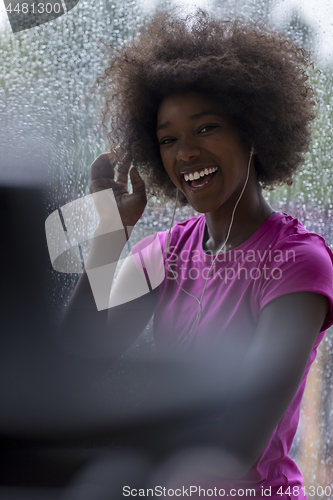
[168,293,328,479]
[203,343,307,476]
[61,223,131,355]
[164,344,307,480]
[59,151,150,356]
[61,220,159,357]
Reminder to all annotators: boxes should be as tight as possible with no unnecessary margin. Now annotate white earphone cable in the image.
[164,145,254,349]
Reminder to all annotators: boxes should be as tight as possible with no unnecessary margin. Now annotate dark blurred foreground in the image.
[0,180,282,499]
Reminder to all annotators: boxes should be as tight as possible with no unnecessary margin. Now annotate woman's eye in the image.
[160,138,175,145]
[199,125,218,133]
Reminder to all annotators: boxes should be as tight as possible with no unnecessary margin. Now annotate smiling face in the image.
[156,91,256,214]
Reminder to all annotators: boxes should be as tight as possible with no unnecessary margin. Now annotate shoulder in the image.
[258,212,333,330]
[266,212,333,267]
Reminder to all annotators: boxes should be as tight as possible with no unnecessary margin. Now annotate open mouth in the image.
[183,166,218,189]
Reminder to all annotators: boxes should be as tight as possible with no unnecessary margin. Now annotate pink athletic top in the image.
[132,212,333,498]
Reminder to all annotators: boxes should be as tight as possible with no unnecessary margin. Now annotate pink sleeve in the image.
[259,233,333,332]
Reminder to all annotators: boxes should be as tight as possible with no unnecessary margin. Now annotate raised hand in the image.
[89,149,147,229]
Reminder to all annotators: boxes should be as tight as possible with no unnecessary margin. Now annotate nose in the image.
[176,137,201,162]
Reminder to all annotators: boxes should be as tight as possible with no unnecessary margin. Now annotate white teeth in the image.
[183,166,218,183]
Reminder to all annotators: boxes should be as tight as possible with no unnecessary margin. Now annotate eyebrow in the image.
[156,109,219,132]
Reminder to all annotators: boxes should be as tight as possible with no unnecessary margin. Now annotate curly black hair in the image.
[96,8,316,206]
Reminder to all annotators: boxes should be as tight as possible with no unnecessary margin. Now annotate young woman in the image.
[65,9,333,498]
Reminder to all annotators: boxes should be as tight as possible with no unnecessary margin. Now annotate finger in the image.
[130,166,146,196]
[115,152,132,184]
[109,144,127,157]
[90,153,115,182]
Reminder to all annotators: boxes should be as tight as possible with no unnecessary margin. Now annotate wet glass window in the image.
[1,0,332,494]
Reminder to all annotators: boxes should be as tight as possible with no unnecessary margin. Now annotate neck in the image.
[203,181,274,254]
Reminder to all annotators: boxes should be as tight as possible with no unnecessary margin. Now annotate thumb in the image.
[130,166,146,195]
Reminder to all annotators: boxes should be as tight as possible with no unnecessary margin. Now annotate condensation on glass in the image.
[0,0,332,493]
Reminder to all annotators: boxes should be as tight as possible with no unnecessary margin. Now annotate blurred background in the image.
[0,0,333,496]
